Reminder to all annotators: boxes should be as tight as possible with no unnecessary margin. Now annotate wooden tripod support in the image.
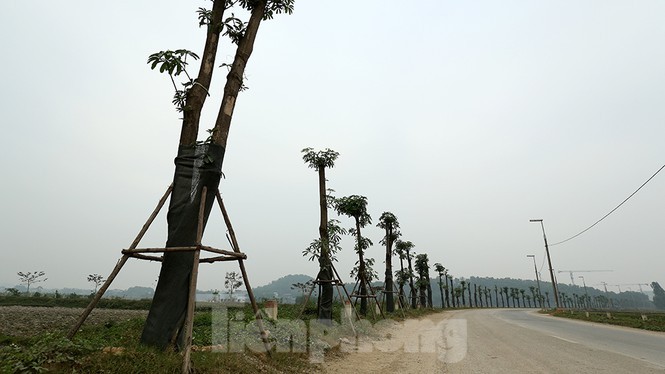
[349,273,385,319]
[298,263,359,334]
[67,185,270,373]
[377,283,406,318]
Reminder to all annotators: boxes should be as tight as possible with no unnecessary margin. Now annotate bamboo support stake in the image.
[199,256,243,263]
[68,185,173,339]
[127,253,163,262]
[182,187,207,373]
[68,256,128,339]
[130,185,174,249]
[216,191,272,355]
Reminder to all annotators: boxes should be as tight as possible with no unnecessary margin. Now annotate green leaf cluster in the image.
[301,147,339,171]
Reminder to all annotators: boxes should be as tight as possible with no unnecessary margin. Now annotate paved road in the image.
[443,309,665,373]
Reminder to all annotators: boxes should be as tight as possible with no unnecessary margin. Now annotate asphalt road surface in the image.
[444,308,665,373]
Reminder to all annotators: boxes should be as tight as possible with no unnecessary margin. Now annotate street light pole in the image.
[530,219,560,308]
[526,254,543,308]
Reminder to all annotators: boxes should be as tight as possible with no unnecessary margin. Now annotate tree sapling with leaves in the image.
[141,0,295,351]
[225,271,243,301]
[17,271,47,295]
[335,195,372,316]
[302,148,339,321]
[377,212,400,312]
[87,274,105,294]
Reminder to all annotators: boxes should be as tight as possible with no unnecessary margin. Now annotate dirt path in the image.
[320,311,462,374]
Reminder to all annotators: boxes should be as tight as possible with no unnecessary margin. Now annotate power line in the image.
[550,163,665,246]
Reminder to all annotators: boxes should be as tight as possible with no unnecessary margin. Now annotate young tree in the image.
[351,258,378,284]
[17,271,47,295]
[453,286,462,306]
[434,263,446,309]
[302,148,339,320]
[448,274,455,308]
[467,283,473,308]
[443,270,455,308]
[87,274,105,293]
[225,271,243,301]
[460,280,467,307]
[473,284,483,308]
[377,212,400,312]
[474,284,479,308]
[503,287,510,307]
[414,254,430,308]
[142,0,295,350]
[335,195,372,316]
[302,219,346,262]
[395,269,412,308]
[291,280,314,300]
[394,241,409,307]
[651,282,665,310]
[396,240,417,309]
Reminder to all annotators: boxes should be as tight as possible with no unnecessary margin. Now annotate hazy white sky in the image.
[1,0,663,294]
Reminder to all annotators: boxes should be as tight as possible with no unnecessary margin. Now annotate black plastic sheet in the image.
[140,143,224,350]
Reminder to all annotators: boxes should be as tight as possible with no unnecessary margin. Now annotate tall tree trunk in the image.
[356,218,368,316]
[142,1,268,350]
[419,282,427,308]
[449,277,455,308]
[211,1,266,147]
[439,279,444,309]
[384,228,395,312]
[474,284,479,307]
[427,283,433,308]
[398,257,405,308]
[445,284,450,308]
[317,167,333,320]
[179,0,226,146]
[406,250,416,309]
[468,285,473,307]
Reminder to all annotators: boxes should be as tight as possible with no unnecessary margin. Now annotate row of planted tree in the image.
[301,148,661,317]
[301,148,547,318]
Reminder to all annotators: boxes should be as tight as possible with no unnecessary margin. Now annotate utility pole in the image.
[530,219,560,308]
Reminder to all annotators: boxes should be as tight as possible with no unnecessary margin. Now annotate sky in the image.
[1,0,664,295]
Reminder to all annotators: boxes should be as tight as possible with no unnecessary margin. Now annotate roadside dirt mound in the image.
[321,311,461,374]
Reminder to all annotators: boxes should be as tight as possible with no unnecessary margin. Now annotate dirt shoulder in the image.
[319,311,457,374]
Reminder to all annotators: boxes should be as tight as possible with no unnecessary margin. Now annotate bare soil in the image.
[0,306,147,337]
[321,311,453,374]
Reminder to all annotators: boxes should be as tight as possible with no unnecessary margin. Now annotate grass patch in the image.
[549,310,665,332]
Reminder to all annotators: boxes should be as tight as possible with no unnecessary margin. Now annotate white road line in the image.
[550,335,579,344]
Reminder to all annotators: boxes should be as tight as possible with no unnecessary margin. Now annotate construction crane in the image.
[557,270,613,286]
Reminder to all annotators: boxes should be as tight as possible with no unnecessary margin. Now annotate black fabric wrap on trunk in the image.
[140,143,224,350]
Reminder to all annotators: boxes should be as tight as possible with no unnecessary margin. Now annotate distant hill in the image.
[253,274,313,300]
